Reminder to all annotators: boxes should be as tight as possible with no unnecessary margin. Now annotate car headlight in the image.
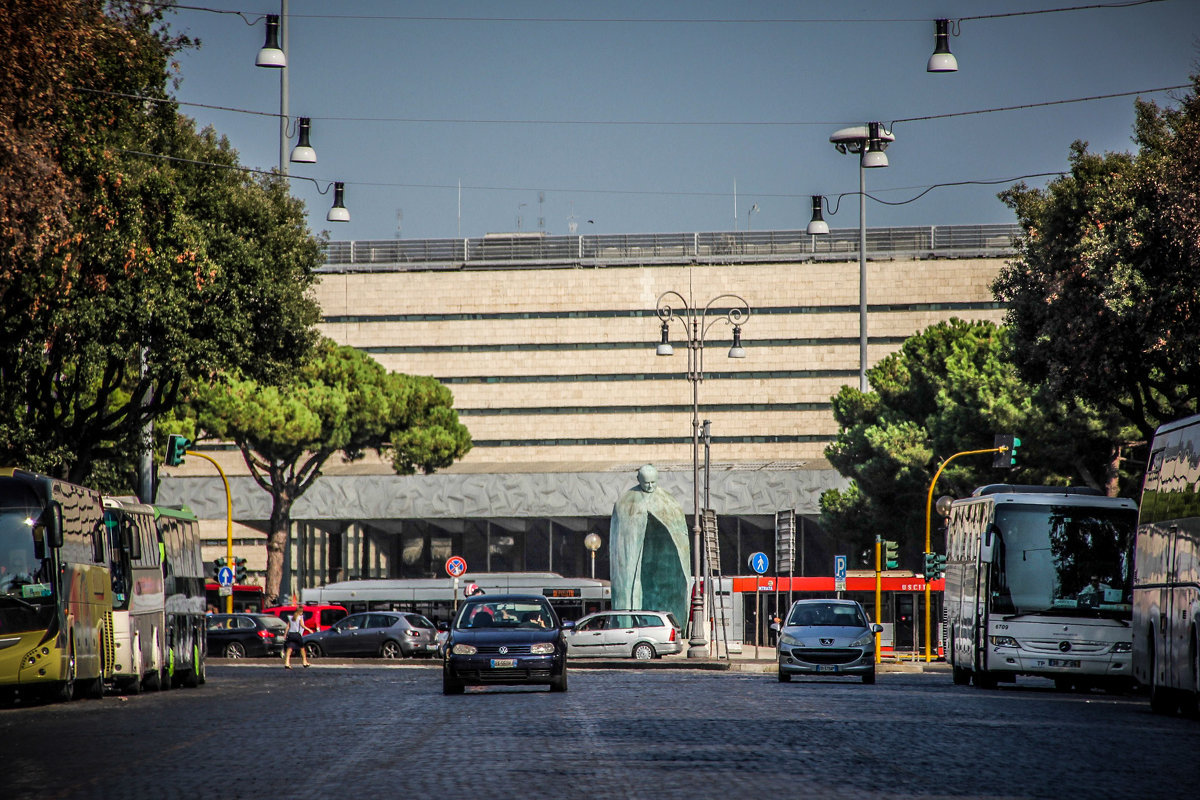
[529,642,555,655]
[779,633,803,647]
[988,636,1019,648]
[451,643,477,655]
[851,632,875,648]
[1111,641,1132,653]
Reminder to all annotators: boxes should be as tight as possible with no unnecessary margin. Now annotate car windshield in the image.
[456,600,554,629]
[262,616,287,631]
[787,602,865,628]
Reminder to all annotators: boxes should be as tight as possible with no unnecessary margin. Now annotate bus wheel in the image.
[1149,637,1175,714]
[974,670,997,690]
[143,666,161,692]
[952,663,971,686]
[55,642,77,702]
[196,642,207,685]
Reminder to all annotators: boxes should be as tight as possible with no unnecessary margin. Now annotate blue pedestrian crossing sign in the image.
[217,566,234,586]
[748,552,769,575]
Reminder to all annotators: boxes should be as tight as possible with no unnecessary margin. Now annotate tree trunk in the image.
[264,482,294,606]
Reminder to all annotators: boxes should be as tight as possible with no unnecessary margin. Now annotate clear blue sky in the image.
[163,0,1199,242]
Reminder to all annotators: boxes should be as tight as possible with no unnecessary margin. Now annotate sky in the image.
[161,0,1200,243]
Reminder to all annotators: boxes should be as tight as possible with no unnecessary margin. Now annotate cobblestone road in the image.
[2,663,1198,800]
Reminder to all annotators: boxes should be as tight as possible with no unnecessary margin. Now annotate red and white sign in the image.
[445,556,468,577]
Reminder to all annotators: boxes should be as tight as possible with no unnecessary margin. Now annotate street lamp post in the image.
[655,290,750,658]
[829,122,893,393]
[584,533,602,579]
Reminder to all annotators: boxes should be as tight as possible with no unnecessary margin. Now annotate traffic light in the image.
[993,434,1021,469]
[165,434,191,466]
[233,557,247,583]
[212,556,228,580]
[925,552,947,581]
[924,551,936,577]
[883,540,899,570]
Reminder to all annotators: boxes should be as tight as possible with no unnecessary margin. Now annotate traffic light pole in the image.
[923,445,1005,663]
[183,451,235,613]
[874,535,881,665]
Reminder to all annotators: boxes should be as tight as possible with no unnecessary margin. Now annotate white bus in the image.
[103,497,166,693]
[1134,413,1200,715]
[943,484,1138,691]
[303,572,610,625]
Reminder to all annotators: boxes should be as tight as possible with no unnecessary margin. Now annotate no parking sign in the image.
[445,555,467,577]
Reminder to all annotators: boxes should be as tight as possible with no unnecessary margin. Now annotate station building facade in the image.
[157,224,1015,598]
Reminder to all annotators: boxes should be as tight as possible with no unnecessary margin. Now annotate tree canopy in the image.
[994,75,1200,442]
[819,319,1138,567]
[0,2,321,488]
[194,340,473,603]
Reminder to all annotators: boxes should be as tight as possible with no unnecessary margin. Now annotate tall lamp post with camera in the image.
[655,290,750,658]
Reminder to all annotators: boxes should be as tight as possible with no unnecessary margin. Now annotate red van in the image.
[262,603,349,632]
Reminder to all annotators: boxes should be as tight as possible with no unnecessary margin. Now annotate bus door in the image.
[895,593,916,652]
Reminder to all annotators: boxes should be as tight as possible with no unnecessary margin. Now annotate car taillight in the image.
[669,628,676,642]
[258,630,274,639]
[405,629,421,637]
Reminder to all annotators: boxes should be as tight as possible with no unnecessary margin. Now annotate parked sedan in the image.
[777,599,883,684]
[206,613,287,658]
[564,610,682,660]
[442,594,567,694]
[303,611,439,659]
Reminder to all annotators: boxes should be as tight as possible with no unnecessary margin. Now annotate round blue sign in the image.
[748,551,769,575]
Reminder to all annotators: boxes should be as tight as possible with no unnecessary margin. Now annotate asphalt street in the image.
[2,661,1197,800]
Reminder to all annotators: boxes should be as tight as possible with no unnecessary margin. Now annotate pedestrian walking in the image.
[769,615,782,646]
[283,609,313,669]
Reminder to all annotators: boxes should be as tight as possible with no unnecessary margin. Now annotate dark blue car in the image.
[442,594,568,694]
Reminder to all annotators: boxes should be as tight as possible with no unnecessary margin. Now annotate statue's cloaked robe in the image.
[609,485,690,625]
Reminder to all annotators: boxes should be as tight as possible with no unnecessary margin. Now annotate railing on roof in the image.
[320,223,1021,272]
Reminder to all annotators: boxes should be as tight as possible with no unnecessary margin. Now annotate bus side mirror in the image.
[979,524,998,563]
[121,518,141,560]
[46,502,64,548]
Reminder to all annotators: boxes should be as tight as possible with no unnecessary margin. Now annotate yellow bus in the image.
[0,468,113,703]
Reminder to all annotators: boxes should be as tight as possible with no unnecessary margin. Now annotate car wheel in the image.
[305,643,323,659]
[778,670,791,683]
[380,640,403,659]
[550,669,568,693]
[632,642,655,661]
[862,670,876,685]
[442,669,464,695]
[223,642,246,659]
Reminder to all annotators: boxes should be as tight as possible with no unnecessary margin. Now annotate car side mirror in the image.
[437,621,449,632]
[871,623,884,634]
[561,620,574,630]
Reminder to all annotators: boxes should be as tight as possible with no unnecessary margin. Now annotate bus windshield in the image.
[0,506,57,632]
[990,503,1136,619]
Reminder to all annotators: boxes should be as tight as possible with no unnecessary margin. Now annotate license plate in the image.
[490,658,517,668]
[1048,659,1080,668]
[817,665,839,673]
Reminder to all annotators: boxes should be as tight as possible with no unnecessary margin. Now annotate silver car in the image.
[777,599,883,684]
[564,610,683,660]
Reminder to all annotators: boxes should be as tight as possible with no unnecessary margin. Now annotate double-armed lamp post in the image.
[655,290,750,658]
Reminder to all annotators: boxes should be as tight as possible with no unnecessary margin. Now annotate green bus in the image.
[153,504,207,687]
[0,468,113,703]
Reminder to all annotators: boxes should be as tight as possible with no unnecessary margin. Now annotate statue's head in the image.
[637,464,658,493]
